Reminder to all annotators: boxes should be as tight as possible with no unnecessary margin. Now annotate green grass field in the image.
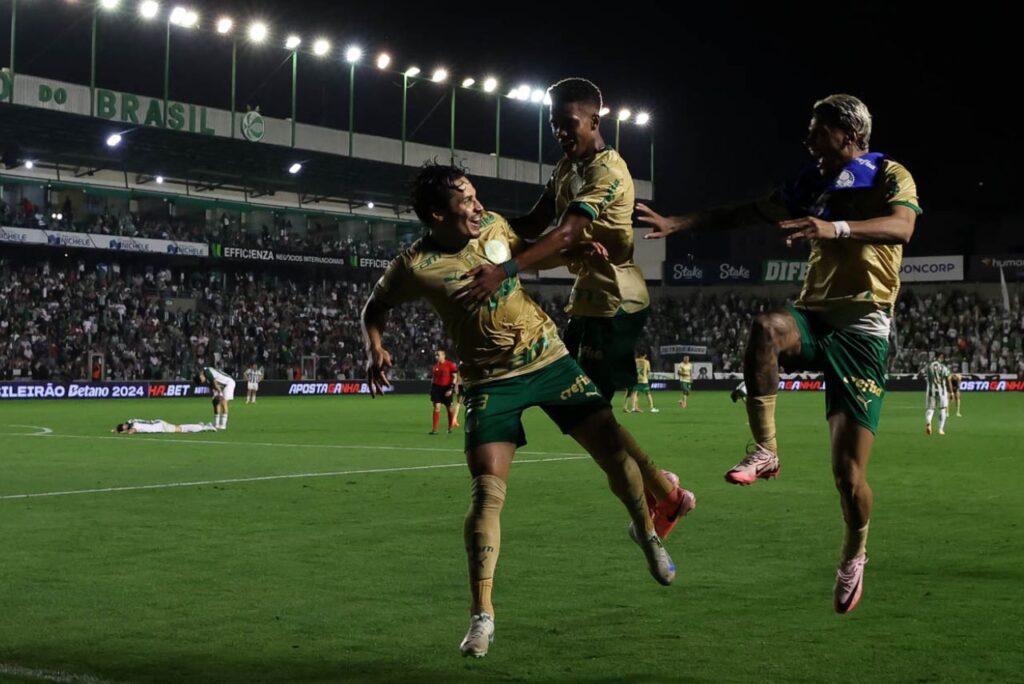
[1,391,1021,683]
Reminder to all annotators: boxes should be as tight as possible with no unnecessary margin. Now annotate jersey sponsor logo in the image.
[843,375,884,398]
[560,374,597,401]
[835,169,856,188]
[413,254,443,271]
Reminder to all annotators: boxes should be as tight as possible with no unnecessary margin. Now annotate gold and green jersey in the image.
[803,160,918,314]
[925,360,951,399]
[763,156,921,320]
[635,358,651,384]
[544,147,650,318]
[372,212,567,386]
[677,362,692,383]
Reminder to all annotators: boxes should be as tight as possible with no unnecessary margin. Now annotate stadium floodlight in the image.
[618,108,631,122]
[367,201,375,209]
[155,175,165,184]
[375,52,390,69]
[215,17,233,34]
[313,39,330,56]
[404,66,420,78]
[462,78,475,88]
[169,7,197,28]
[346,46,364,64]
[138,0,159,20]
[483,77,497,93]
[507,88,519,99]
[106,133,123,147]
[599,107,610,116]
[516,84,530,100]
[100,0,120,10]
[288,162,302,174]
[285,35,301,50]
[543,92,552,106]
[636,112,650,126]
[247,22,267,43]
[530,88,544,103]
[431,68,448,83]
[25,160,34,169]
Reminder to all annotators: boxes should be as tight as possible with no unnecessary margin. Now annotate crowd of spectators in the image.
[3,257,1022,382]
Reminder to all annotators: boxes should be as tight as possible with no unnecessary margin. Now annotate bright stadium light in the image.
[483,77,498,93]
[215,17,233,34]
[618,108,631,122]
[169,7,197,28]
[285,35,302,50]
[313,39,330,56]
[543,92,552,105]
[155,175,165,184]
[516,84,530,100]
[247,22,268,43]
[530,88,544,103]
[462,77,475,88]
[375,52,390,69]
[367,201,375,209]
[138,0,159,20]
[288,162,302,174]
[347,46,364,64]
[599,107,610,116]
[25,160,34,169]
[636,112,650,126]
[100,0,120,9]
[404,66,420,77]
[506,88,519,99]
[106,133,123,147]
[431,68,448,83]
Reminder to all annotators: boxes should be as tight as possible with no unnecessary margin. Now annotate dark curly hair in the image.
[411,162,470,226]
[547,77,603,111]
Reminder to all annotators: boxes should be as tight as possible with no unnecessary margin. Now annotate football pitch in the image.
[1,391,1021,683]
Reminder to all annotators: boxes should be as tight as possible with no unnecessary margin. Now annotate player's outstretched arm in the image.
[458,211,592,304]
[361,295,394,398]
[509,195,557,239]
[781,205,917,246]
[637,201,765,239]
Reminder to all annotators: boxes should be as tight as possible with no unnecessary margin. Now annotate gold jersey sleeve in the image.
[372,212,566,386]
[796,159,922,315]
[636,358,651,383]
[544,149,650,317]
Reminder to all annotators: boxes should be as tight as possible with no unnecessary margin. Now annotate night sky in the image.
[2,1,1015,228]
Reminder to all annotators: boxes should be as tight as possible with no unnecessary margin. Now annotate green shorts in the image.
[680,382,692,395]
[787,306,889,434]
[632,383,651,394]
[563,309,649,400]
[462,355,609,450]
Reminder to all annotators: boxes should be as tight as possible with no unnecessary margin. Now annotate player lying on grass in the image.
[113,419,218,434]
